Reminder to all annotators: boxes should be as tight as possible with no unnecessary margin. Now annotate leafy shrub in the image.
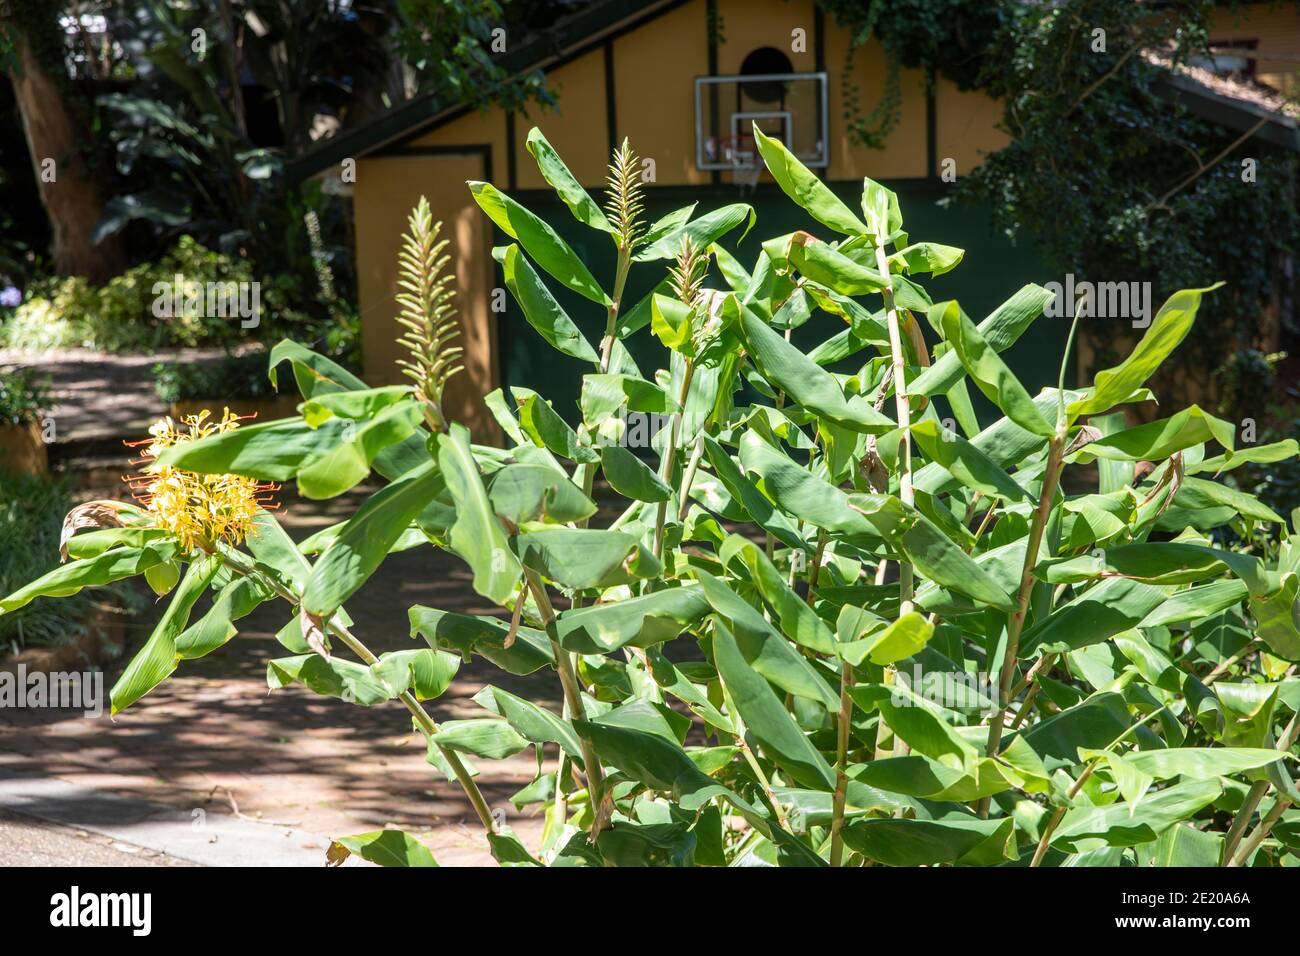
[0,237,332,353]
[6,128,1300,868]
[152,354,277,404]
[0,367,52,425]
[0,474,91,652]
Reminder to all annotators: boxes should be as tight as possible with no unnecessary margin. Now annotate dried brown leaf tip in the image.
[59,500,140,561]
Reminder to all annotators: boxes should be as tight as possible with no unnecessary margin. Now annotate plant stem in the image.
[1029,707,1168,866]
[210,545,494,833]
[524,568,607,837]
[1228,797,1289,867]
[1221,707,1300,864]
[829,660,855,866]
[979,428,1066,817]
[806,529,828,606]
[677,435,705,521]
[653,359,696,559]
[870,224,915,614]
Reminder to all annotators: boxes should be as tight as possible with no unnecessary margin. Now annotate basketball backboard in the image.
[694,72,828,171]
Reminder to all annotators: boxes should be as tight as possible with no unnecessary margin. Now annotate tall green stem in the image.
[978,428,1067,818]
[525,567,607,836]
[829,660,855,866]
[870,220,914,614]
[653,359,696,559]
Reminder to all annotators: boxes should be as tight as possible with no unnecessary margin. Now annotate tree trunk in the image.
[8,28,125,283]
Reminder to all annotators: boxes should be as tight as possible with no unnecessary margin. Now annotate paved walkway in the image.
[0,483,557,866]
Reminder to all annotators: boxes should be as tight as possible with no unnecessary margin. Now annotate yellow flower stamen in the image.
[125,408,276,553]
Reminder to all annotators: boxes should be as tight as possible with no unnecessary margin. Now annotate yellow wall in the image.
[514,49,611,189]
[934,79,1010,178]
[1210,2,1300,93]
[354,151,500,444]
[613,0,710,186]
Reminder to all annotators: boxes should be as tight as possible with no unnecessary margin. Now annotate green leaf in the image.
[1,542,176,613]
[843,813,1013,866]
[487,463,596,525]
[936,299,1055,437]
[599,445,673,502]
[910,419,1029,502]
[436,423,521,604]
[469,181,609,304]
[474,685,583,759]
[635,203,755,262]
[717,534,836,654]
[1082,405,1235,462]
[330,830,437,867]
[268,339,367,398]
[301,385,409,427]
[1053,779,1223,850]
[696,571,838,708]
[752,124,867,235]
[409,606,554,675]
[371,648,460,701]
[854,611,935,666]
[176,575,272,660]
[428,719,528,759]
[712,618,837,791]
[524,127,612,233]
[575,720,757,814]
[303,461,443,616]
[1119,747,1285,781]
[513,387,598,463]
[1069,285,1221,417]
[1020,577,1168,656]
[550,585,710,654]
[513,528,660,590]
[912,286,1055,397]
[888,242,964,277]
[739,306,894,434]
[267,653,397,706]
[496,244,601,362]
[110,556,219,714]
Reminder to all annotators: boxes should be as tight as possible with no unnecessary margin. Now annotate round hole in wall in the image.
[738,46,794,104]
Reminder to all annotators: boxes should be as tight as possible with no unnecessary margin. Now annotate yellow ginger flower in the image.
[125,409,275,553]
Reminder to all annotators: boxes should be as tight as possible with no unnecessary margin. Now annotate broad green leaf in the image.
[513,527,660,590]
[301,385,408,427]
[1069,285,1221,417]
[1192,439,1298,475]
[550,585,710,654]
[635,203,755,262]
[1083,405,1235,462]
[513,387,598,463]
[176,575,272,659]
[428,718,529,759]
[496,244,601,362]
[600,445,673,502]
[717,534,835,654]
[695,571,838,708]
[712,618,837,791]
[1,542,176,613]
[524,127,612,233]
[1053,779,1223,850]
[574,720,757,814]
[436,423,521,603]
[1020,577,1168,656]
[739,306,894,434]
[469,181,609,304]
[911,419,1029,502]
[843,813,1013,866]
[409,606,554,675]
[855,611,935,666]
[898,512,1017,611]
[752,124,867,235]
[487,463,596,525]
[936,300,1054,437]
[474,685,583,759]
[371,648,460,701]
[888,242,964,277]
[303,461,442,616]
[1174,477,1283,524]
[268,338,366,398]
[110,556,218,714]
[266,653,397,706]
[330,830,437,867]
[912,285,1055,397]
[700,435,807,550]
[1119,747,1284,781]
